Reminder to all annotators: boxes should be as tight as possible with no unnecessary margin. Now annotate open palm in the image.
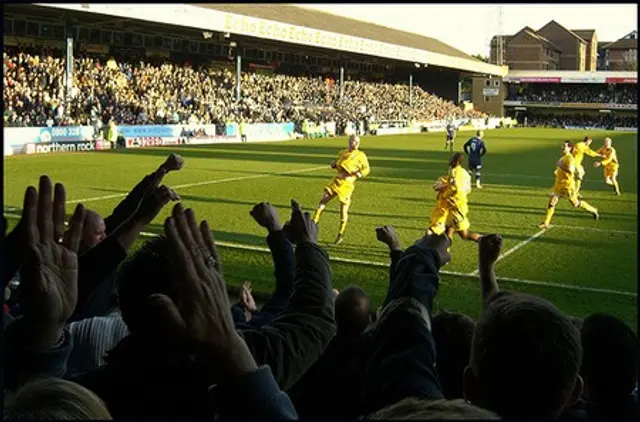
[19,176,86,327]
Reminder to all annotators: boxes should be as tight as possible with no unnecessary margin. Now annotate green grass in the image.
[3,128,638,329]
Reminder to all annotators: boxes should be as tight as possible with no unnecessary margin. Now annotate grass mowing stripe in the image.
[469,227,550,276]
[66,165,328,204]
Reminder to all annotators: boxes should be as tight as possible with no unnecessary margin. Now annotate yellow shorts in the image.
[429,199,470,234]
[575,165,585,181]
[604,165,619,180]
[325,177,355,205]
[552,184,580,207]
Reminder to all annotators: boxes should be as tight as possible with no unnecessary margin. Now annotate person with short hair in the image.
[580,313,639,419]
[428,152,482,243]
[571,136,601,197]
[463,292,584,419]
[539,141,599,229]
[594,137,621,195]
[463,130,487,189]
[368,397,499,420]
[312,134,371,245]
[4,378,112,420]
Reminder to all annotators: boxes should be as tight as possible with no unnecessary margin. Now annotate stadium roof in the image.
[33,3,507,76]
[197,4,475,61]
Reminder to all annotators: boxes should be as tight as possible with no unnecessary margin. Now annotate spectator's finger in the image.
[23,186,39,245]
[37,176,54,242]
[64,204,86,253]
[52,183,66,243]
[165,214,198,292]
[200,220,222,274]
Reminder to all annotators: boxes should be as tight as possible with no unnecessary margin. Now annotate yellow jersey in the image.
[597,146,619,168]
[554,152,576,187]
[440,165,471,206]
[572,142,599,167]
[335,149,371,178]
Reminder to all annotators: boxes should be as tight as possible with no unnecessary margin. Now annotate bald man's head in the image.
[80,209,106,253]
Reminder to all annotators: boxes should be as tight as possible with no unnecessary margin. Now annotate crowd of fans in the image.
[3,48,485,129]
[525,113,637,129]
[3,152,638,420]
[507,84,638,104]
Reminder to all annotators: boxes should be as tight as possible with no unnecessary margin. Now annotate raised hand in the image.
[147,204,255,381]
[19,176,86,348]
[283,199,318,245]
[375,225,401,251]
[479,234,503,267]
[249,202,282,233]
[414,232,452,268]
[240,281,258,312]
[160,153,185,172]
[135,183,180,226]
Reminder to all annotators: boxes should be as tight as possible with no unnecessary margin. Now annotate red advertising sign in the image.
[605,77,637,84]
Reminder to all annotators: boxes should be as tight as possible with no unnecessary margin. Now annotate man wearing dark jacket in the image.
[73,153,184,319]
[69,201,334,418]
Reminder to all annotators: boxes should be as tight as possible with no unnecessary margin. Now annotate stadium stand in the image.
[3,3,638,421]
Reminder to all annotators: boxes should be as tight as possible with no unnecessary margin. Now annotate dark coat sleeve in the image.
[104,173,155,235]
[360,244,443,414]
[238,243,336,391]
[260,230,295,314]
[213,366,298,419]
[3,317,73,391]
[73,236,127,320]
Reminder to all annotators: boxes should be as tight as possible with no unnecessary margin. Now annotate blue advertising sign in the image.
[119,125,177,138]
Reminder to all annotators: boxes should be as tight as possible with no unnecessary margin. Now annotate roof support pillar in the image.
[339,66,345,102]
[409,74,413,107]
[235,54,242,102]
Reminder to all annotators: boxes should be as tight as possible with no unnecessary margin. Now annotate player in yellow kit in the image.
[594,137,620,195]
[312,135,371,244]
[427,152,482,242]
[539,141,599,229]
[572,136,602,197]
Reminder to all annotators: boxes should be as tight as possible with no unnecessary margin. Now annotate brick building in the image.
[491,20,601,71]
[599,30,638,71]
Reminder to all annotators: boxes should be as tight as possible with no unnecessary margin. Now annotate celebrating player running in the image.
[312,135,371,245]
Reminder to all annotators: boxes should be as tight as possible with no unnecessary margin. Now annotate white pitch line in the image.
[67,165,327,204]
[0,218,632,298]
[470,227,551,276]
[552,224,637,236]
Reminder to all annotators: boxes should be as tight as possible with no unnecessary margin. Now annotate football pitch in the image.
[3,128,638,329]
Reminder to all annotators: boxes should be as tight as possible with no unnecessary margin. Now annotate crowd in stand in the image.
[3,152,638,420]
[3,49,485,129]
[525,113,637,129]
[507,84,638,104]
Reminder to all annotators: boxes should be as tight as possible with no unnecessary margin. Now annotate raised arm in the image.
[74,183,179,319]
[240,200,336,391]
[478,234,502,307]
[376,226,403,291]
[4,177,85,390]
[357,153,371,178]
[105,154,184,234]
